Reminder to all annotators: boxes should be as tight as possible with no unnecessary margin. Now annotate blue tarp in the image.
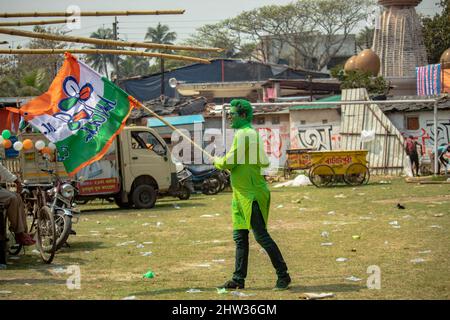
[147,114,205,128]
[119,59,329,102]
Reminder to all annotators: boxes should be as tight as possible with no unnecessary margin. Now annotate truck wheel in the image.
[132,185,157,209]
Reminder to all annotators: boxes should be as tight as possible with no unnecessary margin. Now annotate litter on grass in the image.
[122,296,137,300]
[321,231,330,238]
[231,291,255,297]
[411,258,425,264]
[345,276,362,282]
[334,194,347,198]
[299,292,334,300]
[140,252,153,257]
[336,257,348,262]
[321,242,333,246]
[186,289,202,293]
[274,175,311,188]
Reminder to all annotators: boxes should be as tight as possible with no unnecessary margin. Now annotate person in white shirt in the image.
[0,162,35,246]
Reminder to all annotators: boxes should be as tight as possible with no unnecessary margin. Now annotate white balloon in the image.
[35,140,45,150]
[48,142,57,151]
[13,141,23,151]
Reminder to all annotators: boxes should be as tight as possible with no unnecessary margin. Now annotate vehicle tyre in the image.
[36,206,56,264]
[132,184,157,209]
[54,211,72,251]
[202,175,222,195]
[178,186,191,200]
[344,163,370,186]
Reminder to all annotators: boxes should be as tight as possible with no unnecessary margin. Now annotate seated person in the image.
[0,163,35,246]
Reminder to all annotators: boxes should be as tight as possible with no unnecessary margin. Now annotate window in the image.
[272,116,280,125]
[322,119,328,124]
[131,131,166,156]
[406,116,419,130]
[256,117,265,125]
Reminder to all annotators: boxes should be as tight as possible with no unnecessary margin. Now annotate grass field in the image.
[1,177,449,300]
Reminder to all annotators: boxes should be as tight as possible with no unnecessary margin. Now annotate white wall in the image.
[290,109,342,151]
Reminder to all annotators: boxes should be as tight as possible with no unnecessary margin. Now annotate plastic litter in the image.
[334,194,346,198]
[136,244,145,249]
[327,211,336,215]
[360,129,375,143]
[276,205,284,209]
[274,175,312,188]
[143,271,155,279]
[143,241,153,245]
[352,235,361,240]
[186,289,202,293]
[142,223,150,226]
[216,288,228,294]
[0,290,12,294]
[418,250,431,254]
[411,258,425,264]
[195,263,211,268]
[212,259,225,263]
[299,292,334,300]
[173,204,181,209]
[389,221,399,226]
[336,257,348,262]
[116,241,136,247]
[321,242,333,246]
[345,276,362,282]
[122,296,137,300]
[321,231,330,238]
[140,252,153,257]
[231,291,255,297]
[429,225,442,229]
[156,222,163,227]
[433,214,444,217]
[200,215,213,218]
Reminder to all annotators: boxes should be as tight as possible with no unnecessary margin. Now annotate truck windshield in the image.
[131,131,166,156]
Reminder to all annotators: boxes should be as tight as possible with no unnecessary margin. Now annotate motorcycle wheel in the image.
[202,175,222,195]
[178,186,191,200]
[54,211,72,251]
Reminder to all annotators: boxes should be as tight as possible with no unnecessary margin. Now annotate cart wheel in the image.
[309,165,335,188]
[344,163,370,186]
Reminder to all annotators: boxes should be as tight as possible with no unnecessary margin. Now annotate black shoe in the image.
[274,274,291,291]
[69,229,76,235]
[219,279,245,289]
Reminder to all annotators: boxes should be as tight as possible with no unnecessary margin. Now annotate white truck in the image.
[18,125,190,209]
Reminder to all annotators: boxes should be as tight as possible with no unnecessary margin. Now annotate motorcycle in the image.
[185,164,226,195]
[40,169,81,250]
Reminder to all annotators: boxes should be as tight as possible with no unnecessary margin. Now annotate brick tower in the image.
[372,0,428,77]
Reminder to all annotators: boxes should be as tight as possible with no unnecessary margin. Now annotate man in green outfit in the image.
[214,99,291,291]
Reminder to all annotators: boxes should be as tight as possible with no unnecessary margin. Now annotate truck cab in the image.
[19,126,184,209]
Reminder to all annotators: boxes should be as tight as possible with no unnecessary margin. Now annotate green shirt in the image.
[214,125,271,230]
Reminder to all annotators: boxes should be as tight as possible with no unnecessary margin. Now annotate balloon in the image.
[48,142,57,151]
[41,146,53,155]
[22,139,33,150]
[13,141,23,151]
[35,140,45,150]
[2,139,12,149]
[1,129,11,139]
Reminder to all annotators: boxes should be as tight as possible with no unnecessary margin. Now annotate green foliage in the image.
[331,66,389,95]
[422,0,450,63]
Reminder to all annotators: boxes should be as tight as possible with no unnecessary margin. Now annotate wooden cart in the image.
[307,150,370,187]
[284,148,314,179]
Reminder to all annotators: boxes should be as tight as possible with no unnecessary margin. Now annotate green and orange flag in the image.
[17,53,137,175]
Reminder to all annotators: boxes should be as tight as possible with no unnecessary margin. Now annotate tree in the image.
[119,54,150,78]
[145,23,177,69]
[356,27,375,51]
[84,27,117,78]
[422,0,450,64]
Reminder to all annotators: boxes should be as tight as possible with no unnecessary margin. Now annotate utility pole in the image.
[112,16,119,82]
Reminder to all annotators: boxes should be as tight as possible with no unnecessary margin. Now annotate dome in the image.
[344,55,358,72]
[378,0,421,7]
[440,48,450,68]
[355,49,381,76]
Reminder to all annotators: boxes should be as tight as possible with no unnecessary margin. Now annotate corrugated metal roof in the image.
[379,95,450,112]
[147,114,204,127]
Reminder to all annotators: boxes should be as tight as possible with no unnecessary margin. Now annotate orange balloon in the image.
[22,139,33,150]
[41,146,53,155]
[2,139,12,149]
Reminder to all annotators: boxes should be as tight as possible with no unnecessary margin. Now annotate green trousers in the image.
[232,201,288,284]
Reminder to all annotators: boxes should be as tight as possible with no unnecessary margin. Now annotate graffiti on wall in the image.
[298,125,333,150]
[401,121,450,156]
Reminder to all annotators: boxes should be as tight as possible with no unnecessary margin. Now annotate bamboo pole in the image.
[0,19,76,27]
[0,10,186,18]
[130,98,214,161]
[0,49,211,64]
[0,27,223,53]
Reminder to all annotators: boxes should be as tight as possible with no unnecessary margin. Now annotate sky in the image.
[0,0,444,48]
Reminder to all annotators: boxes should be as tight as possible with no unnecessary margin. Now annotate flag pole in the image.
[0,48,211,64]
[132,99,214,161]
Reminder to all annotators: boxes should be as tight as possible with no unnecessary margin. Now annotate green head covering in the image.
[230,99,253,129]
